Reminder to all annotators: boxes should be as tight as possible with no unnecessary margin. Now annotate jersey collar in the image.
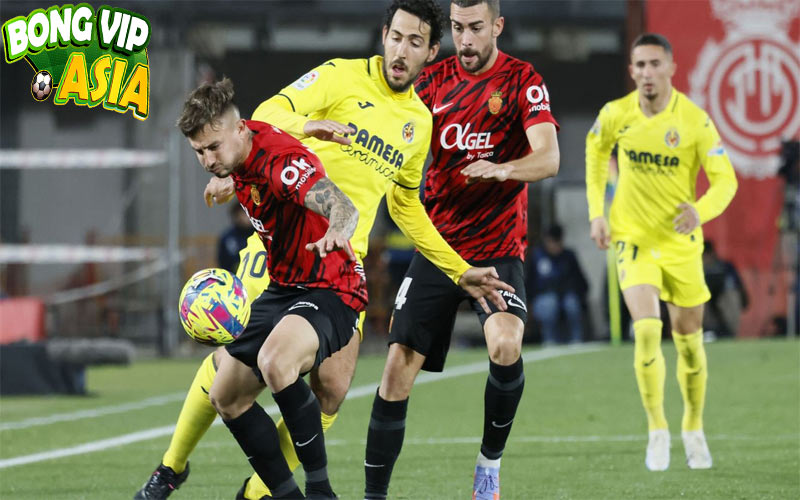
[634,87,679,120]
[456,49,507,81]
[370,55,415,101]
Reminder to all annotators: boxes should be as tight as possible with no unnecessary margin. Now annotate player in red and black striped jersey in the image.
[364,2,560,499]
[415,47,557,261]
[232,119,367,312]
[178,79,363,499]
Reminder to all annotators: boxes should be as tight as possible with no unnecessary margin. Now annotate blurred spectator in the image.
[703,240,749,337]
[217,204,253,273]
[528,224,589,345]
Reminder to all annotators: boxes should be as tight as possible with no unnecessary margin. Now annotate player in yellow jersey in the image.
[134,2,512,498]
[586,33,737,472]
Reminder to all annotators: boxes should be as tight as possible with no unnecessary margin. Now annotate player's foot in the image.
[645,429,670,471]
[235,477,274,499]
[472,465,500,500]
[682,430,713,469]
[134,462,190,499]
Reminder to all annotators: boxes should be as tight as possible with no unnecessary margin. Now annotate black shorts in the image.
[226,284,359,379]
[388,254,527,373]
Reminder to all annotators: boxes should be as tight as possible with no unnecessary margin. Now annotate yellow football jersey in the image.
[235,233,270,303]
[253,56,470,283]
[586,89,737,256]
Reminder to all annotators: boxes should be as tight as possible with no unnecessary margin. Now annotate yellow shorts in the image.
[613,239,710,308]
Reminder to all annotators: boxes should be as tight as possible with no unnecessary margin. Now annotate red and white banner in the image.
[647,0,799,335]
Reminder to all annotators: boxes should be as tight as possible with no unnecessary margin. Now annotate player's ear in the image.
[427,42,440,63]
[493,16,504,38]
[382,25,388,45]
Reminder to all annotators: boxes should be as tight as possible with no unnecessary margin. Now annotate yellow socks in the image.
[244,411,339,499]
[633,318,668,431]
[673,329,707,431]
[162,352,219,473]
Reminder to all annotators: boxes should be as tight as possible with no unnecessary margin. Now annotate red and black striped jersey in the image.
[231,120,367,312]
[415,51,559,260]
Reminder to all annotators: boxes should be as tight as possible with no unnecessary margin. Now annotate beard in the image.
[457,45,492,73]
[382,58,419,93]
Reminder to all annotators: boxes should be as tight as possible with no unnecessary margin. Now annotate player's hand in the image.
[460,160,511,184]
[590,217,611,250]
[303,120,355,146]
[305,231,356,261]
[204,176,235,207]
[674,202,700,234]
[458,266,515,314]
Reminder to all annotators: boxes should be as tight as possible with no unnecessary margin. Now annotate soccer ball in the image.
[31,71,52,101]
[178,268,251,345]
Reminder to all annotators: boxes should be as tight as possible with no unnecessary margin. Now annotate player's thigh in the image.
[209,347,264,419]
[260,314,320,390]
[388,253,463,373]
[310,330,360,414]
[614,240,662,320]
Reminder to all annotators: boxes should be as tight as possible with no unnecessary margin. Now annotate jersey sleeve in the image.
[252,60,343,138]
[518,66,559,130]
[387,126,471,284]
[276,60,341,118]
[252,97,307,139]
[694,115,738,224]
[585,103,615,220]
[265,149,327,206]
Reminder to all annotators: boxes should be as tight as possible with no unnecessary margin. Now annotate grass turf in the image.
[1,338,798,499]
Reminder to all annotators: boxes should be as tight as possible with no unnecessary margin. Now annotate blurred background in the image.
[0,0,797,388]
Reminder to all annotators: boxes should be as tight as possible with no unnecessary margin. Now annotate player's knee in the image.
[209,386,248,420]
[257,351,299,393]
[487,331,522,364]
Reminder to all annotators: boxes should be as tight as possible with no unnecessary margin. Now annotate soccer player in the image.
[135,1,512,498]
[585,33,737,471]
[363,1,560,499]
[178,78,366,498]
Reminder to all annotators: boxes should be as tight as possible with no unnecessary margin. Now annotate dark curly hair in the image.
[177,77,239,138]
[383,0,445,46]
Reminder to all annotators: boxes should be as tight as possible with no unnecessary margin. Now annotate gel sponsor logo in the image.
[440,122,494,151]
[344,122,404,168]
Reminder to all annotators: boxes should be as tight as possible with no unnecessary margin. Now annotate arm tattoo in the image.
[304,177,358,238]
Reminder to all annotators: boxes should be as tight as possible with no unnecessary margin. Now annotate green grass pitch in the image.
[1,338,798,499]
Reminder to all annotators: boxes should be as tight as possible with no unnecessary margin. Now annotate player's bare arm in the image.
[461,122,559,184]
[303,177,359,260]
[204,176,236,206]
[590,217,611,250]
[303,120,356,146]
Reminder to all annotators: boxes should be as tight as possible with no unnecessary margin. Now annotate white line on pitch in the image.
[190,433,799,449]
[0,393,188,431]
[0,345,602,469]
